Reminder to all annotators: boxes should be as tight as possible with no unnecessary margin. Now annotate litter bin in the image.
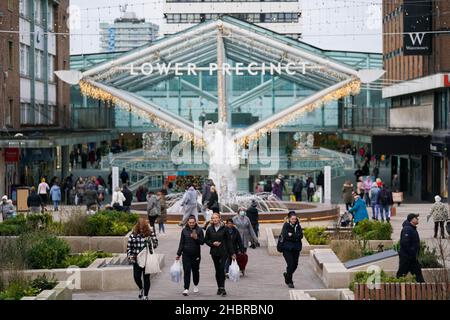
[16,187,30,212]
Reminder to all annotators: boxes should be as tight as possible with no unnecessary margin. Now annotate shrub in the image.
[0,274,57,300]
[304,227,329,245]
[22,232,70,269]
[86,211,138,236]
[29,274,57,292]
[61,251,112,268]
[61,210,89,236]
[331,240,363,262]
[353,220,393,240]
[349,270,416,291]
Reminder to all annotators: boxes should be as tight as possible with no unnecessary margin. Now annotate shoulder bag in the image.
[137,238,162,274]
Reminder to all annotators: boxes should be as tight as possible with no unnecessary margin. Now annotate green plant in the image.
[22,232,70,269]
[304,227,329,245]
[29,274,57,292]
[86,211,138,236]
[353,220,393,240]
[393,241,443,269]
[61,251,112,268]
[349,270,416,291]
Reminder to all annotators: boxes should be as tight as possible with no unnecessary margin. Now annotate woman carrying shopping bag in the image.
[176,215,205,296]
[127,217,158,300]
[205,212,236,297]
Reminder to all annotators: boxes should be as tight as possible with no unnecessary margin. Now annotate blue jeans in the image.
[53,200,60,210]
[371,204,379,218]
[378,205,389,221]
[159,222,165,233]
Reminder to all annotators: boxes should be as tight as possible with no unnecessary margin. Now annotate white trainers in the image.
[182,289,189,296]
[193,286,199,293]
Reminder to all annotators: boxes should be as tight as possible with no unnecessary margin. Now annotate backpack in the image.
[379,189,389,205]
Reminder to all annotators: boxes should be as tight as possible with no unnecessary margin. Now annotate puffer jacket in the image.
[177,225,204,257]
[430,202,449,222]
[280,221,303,252]
[399,220,420,259]
[204,223,235,257]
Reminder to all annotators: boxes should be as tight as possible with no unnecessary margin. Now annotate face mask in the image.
[239,211,245,216]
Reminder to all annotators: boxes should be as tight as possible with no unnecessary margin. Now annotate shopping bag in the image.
[290,194,296,202]
[137,241,162,275]
[390,206,396,217]
[170,260,182,283]
[205,209,213,223]
[236,253,248,271]
[228,260,240,282]
[392,192,403,203]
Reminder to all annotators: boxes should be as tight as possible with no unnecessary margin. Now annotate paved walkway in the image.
[73,224,324,300]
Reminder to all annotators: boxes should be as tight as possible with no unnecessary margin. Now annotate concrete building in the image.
[99,11,159,53]
[162,0,302,38]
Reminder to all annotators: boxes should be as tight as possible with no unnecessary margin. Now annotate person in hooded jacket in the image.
[246,200,259,237]
[204,212,236,297]
[396,213,424,282]
[224,218,244,276]
[176,215,205,296]
[280,211,303,288]
[180,186,199,226]
[292,178,304,202]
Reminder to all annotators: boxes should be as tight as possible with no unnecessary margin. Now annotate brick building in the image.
[0,0,115,200]
[379,0,450,201]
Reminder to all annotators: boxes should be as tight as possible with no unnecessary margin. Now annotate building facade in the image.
[0,0,116,201]
[377,0,450,201]
[99,11,159,53]
[162,0,302,38]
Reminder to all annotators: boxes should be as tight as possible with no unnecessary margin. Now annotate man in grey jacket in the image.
[147,191,161,229]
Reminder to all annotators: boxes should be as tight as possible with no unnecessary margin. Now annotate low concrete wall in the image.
[310,248,450,289]
[21,281,73,300]
[0,233,131,254]
[290,288,354,300]
[9,254,165,292]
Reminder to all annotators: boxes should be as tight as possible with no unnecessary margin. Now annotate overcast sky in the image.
[69,0,382,55]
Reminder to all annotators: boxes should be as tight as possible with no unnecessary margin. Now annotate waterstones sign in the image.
[403,0,432,55]
[128,62,308,76]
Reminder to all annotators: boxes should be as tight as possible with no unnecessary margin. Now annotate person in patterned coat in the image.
[127,218,158,300]
[428,195,449,239]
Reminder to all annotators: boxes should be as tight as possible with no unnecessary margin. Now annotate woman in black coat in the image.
[279,211,303,288]
[207,186,219,212]
[176,215,205,296]
[204,213,236,297]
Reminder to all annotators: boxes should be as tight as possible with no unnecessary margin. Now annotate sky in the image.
[69,0,382,55]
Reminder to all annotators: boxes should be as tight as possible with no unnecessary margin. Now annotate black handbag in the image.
[276,234,284,253]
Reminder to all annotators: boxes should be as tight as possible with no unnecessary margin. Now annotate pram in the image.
[339,211,353,227]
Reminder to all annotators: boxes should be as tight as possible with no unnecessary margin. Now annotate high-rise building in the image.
[162,0,302,38]
[99,11,159,52]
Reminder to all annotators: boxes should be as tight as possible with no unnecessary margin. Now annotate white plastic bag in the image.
[228,260,240,282]
[205,209,213,223]
[170,260,182,283]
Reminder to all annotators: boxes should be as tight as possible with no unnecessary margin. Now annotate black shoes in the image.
[138,288,143,300]
[288,283,295,288]
[283,272,289,285]
[217,287,227,296]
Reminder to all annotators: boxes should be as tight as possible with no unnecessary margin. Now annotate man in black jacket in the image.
[396,213,424,282]
[246,200,259,237]
[27,187,42,214]
[205,213,236,297]
[176,216,204,296]
[122,184,133,213]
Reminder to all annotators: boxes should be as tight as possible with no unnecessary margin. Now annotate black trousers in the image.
[148,215,158,229]
[211,255,226,289]
[133,263,151,296]
[396,256,425,283]
[182,254,201,290]
[283,250,300,283]
[294,192,302,202]
[434,221,445,238]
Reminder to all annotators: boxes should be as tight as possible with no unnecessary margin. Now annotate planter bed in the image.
[21,281,73,300]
